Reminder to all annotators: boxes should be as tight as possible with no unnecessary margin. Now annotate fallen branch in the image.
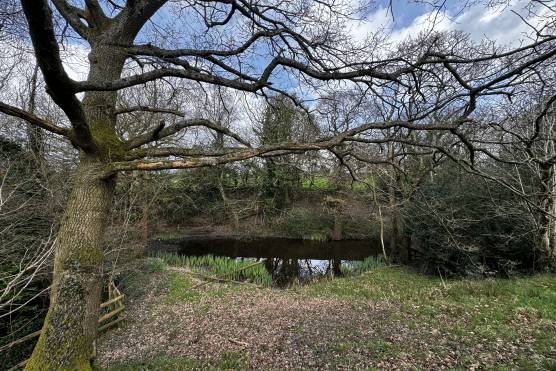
[190,260,265,290]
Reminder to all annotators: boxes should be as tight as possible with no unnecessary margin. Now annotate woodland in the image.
[0,0,555,369]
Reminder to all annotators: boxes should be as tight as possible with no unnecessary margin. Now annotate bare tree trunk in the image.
[332,212,342,241]
[388,168,409,263]
[537,164,556,270]
[388,181,400,259]
[25,158,115,370]
[218,170,240,229]
[332,258,342,277]
[141,203,149,250]
[26,64,45,171]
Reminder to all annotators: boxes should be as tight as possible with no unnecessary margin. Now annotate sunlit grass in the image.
[301,176,333,190]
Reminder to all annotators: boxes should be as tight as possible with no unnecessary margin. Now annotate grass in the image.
[164,271,244,304]
[165,272,204,303]
[300,175,372,192]
[153,252,272,286]
[301,176,334,190]
[297,267,556,367]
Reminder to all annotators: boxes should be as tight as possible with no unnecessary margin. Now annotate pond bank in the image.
[96,263,556,370]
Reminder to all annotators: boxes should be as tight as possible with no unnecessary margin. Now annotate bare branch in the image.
[125,118,252,149]
[21,0,95,153]
[0,101,70,137]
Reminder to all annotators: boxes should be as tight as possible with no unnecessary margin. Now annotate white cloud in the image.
[351,0,551,48]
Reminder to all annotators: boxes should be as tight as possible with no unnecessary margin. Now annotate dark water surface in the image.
[150,236,382,283]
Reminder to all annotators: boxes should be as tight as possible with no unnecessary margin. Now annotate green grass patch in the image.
[165,272,203,303]
[164,271,236,304]
[217,351,248,370]
[296,267,556,367]
[298,266,439,301]
[366,339,396,360]
[301,176,334,190]
[332,341,354,353]
[102,355,202,370]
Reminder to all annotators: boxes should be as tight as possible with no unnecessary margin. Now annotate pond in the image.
[149,236,382,285]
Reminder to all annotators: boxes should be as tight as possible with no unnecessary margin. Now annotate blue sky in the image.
[355,0,548,46]
[6,0,549,104]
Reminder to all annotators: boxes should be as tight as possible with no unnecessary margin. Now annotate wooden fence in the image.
[1,281,125,370]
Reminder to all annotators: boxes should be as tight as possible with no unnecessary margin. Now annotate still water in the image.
[150,236,381,284]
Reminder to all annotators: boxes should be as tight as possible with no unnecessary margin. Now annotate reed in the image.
[153,252,272,286]
[341,256,386,275]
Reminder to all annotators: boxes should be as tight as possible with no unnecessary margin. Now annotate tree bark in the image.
[26,45,125,370]
[25,158,115,370]
[536,164,556,271]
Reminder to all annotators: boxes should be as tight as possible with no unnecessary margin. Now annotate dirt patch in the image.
[98,283,389,369]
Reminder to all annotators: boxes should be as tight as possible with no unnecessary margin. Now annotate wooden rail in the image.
[1,280,125,369]
[97,281,125,332]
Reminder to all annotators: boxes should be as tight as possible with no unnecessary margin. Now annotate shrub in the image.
[273,208,334,240]
[405,165,535,277]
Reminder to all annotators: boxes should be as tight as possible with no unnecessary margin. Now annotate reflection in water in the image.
[265,258,344,285]
[150,236,379,285]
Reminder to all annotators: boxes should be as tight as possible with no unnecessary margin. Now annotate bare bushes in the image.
[406,165,536,277]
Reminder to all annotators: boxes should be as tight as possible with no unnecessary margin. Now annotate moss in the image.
[333,342,354,353]
[90,124,126,161]
[25,328,93,371]
[78,247,105,267]
[25,269,98,370]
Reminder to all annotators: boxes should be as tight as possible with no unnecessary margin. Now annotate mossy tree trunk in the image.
[25,45,126,370]
[25,159,115,370]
